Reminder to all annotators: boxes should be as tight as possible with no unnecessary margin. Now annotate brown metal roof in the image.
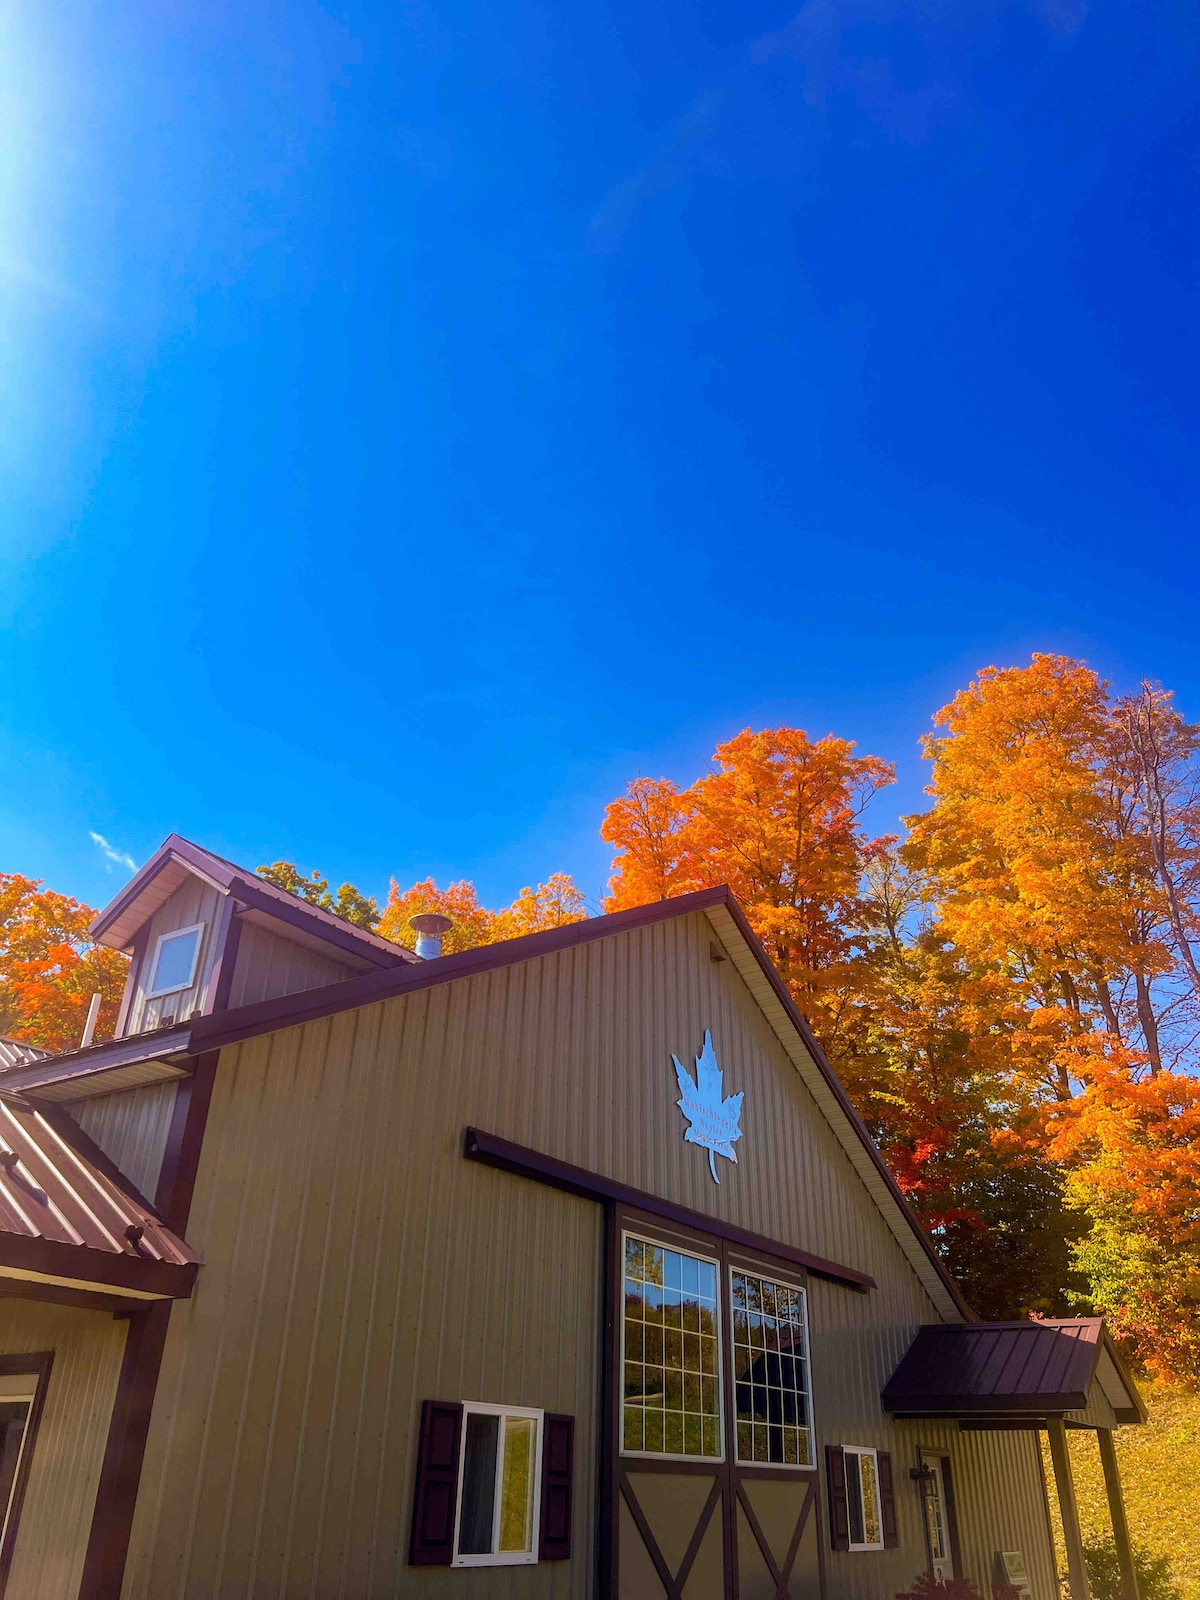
[0,1091,198,1304]
[0,1037,49,1072]
[882,1319,1145,1421]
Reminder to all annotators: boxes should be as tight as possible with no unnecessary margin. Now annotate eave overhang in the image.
[0,1024,193,1102]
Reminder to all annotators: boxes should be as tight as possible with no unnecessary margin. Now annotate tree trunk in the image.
[1133,970,1162,1073]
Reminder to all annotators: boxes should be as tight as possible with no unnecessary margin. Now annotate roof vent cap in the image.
[409,913,453,960]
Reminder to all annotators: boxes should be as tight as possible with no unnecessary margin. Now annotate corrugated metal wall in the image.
[128,879,222,1034]
[122,910,1057,1599]
[0,1299,126,1600]
[228,922,356,1008]
[65,1081,180,1202]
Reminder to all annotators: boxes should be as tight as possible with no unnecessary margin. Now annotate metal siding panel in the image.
[65,1082,180,1202]
[128,881,222,1035]
[228,922,356,1010]
[123,912,1053,1597]
[0,1299,126,1600]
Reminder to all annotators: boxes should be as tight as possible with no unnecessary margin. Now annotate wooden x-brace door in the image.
[606,1205,827,1600]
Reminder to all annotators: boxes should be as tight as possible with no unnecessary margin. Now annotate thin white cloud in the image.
[89,832,137,873]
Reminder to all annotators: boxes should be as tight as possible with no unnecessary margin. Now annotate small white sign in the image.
[672,1030,744,1184]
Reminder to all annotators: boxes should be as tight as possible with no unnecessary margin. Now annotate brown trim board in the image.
[0,1235,194,1300]
[79,1049,221,1600]
[463,1127,874,1292]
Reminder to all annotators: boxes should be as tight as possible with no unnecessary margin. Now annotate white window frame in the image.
[451,1401,543,1568]
[728,1266,816,1471]
[844,1445,885,1552]
[144,923,205,999]
[620,1228,725,1465]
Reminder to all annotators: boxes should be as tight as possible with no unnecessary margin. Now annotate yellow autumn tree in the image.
[377,873,588,954]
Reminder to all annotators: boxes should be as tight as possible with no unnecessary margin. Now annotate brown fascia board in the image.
[884,1389,1091,1416]
[188,885,972,1323]
[190,887,744,1051]
[0,1233,197,1299]
[0,1025,193,1098]
[89,834,415,970]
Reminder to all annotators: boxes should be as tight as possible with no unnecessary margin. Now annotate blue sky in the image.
[1,0,1197,915]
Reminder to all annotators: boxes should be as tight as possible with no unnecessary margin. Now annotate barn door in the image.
[734,1471,820,1600]
[611,1212,825,1600]
[619,1464,725,1600]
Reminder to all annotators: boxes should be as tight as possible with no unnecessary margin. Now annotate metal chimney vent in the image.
[408,913,453,960]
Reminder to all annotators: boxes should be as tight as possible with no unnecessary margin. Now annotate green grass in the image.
[1041,1389,1200,1600]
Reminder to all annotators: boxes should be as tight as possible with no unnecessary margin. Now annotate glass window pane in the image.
[152,928,200,993]
[0,1397,32,1551]
[624,1406,644,1451]
[847,1454,866,1546]
[498,1417,536,1553]
[925,1463,949,1561]
[457,1413,499,1555]
[622,1236,721,1459]
[731,1271,813,1466]
[860,1452,882,1545]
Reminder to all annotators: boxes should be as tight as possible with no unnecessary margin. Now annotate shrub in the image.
[897,1576,986,1600]
[1082,1539,1183,1600]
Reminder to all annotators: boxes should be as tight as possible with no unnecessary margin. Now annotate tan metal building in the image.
[0,836,1146,1600]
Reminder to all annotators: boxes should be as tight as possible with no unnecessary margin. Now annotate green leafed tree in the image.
[256,861,381,930]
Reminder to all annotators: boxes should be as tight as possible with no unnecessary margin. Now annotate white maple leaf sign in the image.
[672,1030,745,1184]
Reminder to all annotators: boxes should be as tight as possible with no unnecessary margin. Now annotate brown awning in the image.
[0,1092,199,1308]
[882,1319,1145,1425]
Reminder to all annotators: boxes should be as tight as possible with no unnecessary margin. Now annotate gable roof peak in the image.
[88,833,416,970]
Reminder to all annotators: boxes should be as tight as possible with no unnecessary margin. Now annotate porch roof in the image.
[0,1090,199,1309]
[882,1318,1146,1425]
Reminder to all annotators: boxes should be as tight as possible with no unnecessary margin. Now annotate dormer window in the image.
[146,924,205,998]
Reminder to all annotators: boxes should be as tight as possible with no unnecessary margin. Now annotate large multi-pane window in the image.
[730,1269,814,1467]
[622,1235,721,1460]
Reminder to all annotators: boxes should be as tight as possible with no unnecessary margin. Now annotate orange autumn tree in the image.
[906,657,1200,1091]
[599,730,1075,1316]
[0,875,128,1053]
[376,872,587,955]
[907,655,1200,1373]
[603,727,894,1062]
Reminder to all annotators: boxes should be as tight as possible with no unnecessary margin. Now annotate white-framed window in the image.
[730,1268,815,1468]
[844,1446,884,1551]
[452,1403,543,1567]
[621,1231,723,1462]
[145,924,205,999]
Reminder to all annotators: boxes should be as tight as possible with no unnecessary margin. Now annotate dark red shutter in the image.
[878,1451,899,1548]
[825,1445,849,1551]
[408,1400,463,1565]
[539,1413,574,1560]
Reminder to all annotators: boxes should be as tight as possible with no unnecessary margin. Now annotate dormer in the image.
[91,835,417,1040]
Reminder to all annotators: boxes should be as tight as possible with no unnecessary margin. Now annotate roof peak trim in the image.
[89,834,415,969]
